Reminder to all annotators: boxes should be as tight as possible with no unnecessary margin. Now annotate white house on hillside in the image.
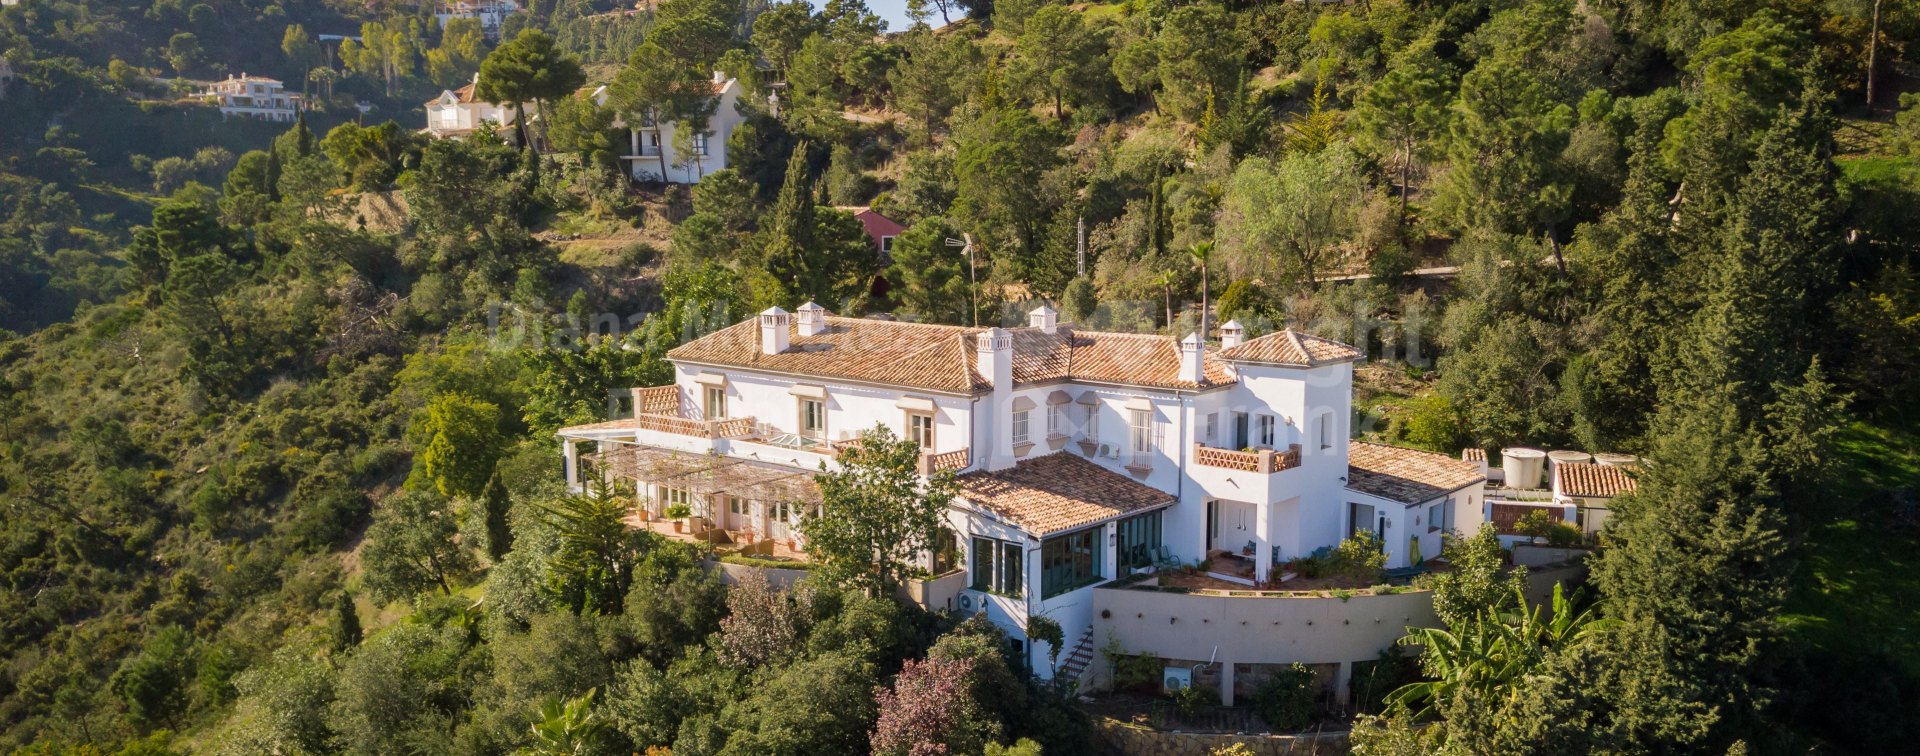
[422,75,520,140]
[423,71,743,185]
[557,305,1487,678]
[435,0,520,39]
[616,71,746,184]
[203,74,301,122]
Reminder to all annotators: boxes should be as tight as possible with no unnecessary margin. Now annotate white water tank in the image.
[1593,452,1639,468]
[1501,448,1547,489]
[1547,450,1592,479]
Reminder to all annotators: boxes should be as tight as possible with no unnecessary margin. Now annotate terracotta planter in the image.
[673,521,685,534]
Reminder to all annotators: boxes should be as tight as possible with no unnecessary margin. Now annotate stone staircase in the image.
[1056,626,1097,684]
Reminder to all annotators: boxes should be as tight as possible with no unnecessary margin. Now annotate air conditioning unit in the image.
[1163,667,1192,693]
[958,593,975,613]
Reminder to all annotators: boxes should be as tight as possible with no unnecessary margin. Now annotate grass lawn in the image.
[1781,418,1920,676]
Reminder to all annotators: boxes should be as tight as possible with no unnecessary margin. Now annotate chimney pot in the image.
[796,301,828,337]
[759,307,791,355]
[1028,304,1058,334]
[1178,332,1204,384]
[1219,319,1245,349]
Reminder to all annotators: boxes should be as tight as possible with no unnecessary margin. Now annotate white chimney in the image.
[1178,332,1204,384]
[1219,320,1244,349]
[977,328,1012,388]
[713,70,726,85]
[796,301,828,337]
[978,327,1014,470]
[1028,304,1058,334]
[759,306,790,355]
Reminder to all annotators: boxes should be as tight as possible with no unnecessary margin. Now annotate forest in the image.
[2,0,1920,753]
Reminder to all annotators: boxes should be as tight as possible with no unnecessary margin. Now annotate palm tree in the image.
[1190,241,1214,341]
[527,688,608,755]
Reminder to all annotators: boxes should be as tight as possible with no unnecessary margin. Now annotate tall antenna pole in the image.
[1076,215,1086,277]
[945,234,978,327]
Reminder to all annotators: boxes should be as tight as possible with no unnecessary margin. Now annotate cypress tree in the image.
[482,470,514,562]
[761,144,816,303]
[292,112,314,158]
[331,592,362,653]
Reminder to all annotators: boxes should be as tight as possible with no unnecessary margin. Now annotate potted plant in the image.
[665,503,692,533]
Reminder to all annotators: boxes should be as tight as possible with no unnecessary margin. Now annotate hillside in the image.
[3,0,1920,753]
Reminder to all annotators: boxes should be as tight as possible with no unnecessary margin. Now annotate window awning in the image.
[789,384,826,399]
[897,396,936,412]
[1047,390,1073,405]
[694,372,727,387]
[1011,396,1037,412]
[1124,397,1155,411]
[1075,391,1100,406]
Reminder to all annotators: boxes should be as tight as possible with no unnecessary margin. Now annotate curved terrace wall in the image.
[1090,564,1586,705]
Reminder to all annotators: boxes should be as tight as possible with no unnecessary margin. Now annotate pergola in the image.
[586,442,824,511]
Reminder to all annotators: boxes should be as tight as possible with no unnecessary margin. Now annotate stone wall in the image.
[1093,718,1351,755]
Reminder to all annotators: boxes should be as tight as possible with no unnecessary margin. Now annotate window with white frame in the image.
[1257,414,1276,448]
[704,386,727,419]
[971,537,1023,597]
[1205,412,1218,444]
[1319,411,1335,449]
[1012,409,1031,446]
[1428,502,1444,533]
[661,487,692,512]
[800,398,826,438]
[1128,408,1153,464]
[1086,404,1100,442]
[692,132,709,156]
[908,412,935,449]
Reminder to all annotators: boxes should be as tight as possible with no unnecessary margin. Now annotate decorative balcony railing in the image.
[632,413,757,440]
[634,385,679,415]
[1193,443,1303,474]
[918,448,971,475]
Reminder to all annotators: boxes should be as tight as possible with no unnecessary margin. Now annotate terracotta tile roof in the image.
[1346,441,1486,505]
[668,316,987,393]
[1462,448,1486,462]
[1556,462,1637,498]
[954,453,1174,535]
[1217,329,1364,367]
[426,82,481,106]
[666,316,1235,393]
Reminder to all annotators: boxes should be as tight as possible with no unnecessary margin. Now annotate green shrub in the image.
[1169,683,1218,717]
[1108,650,1163,693]
[1251,663,1317,731]
[664,503,692,519]
[1327,531,1386,583]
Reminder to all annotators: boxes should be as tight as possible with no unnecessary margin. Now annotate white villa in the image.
[435,0,520,39]
[423,71,745,185]
[558,304,1492,683]
[203,74,301,122]
[617,71,745,184]
[423,75,519,140]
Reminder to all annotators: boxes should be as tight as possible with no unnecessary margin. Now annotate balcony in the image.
[1193,443,1302,473]
[919,448,971,475]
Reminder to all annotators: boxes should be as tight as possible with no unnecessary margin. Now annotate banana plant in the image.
[1385,582,1620,719]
